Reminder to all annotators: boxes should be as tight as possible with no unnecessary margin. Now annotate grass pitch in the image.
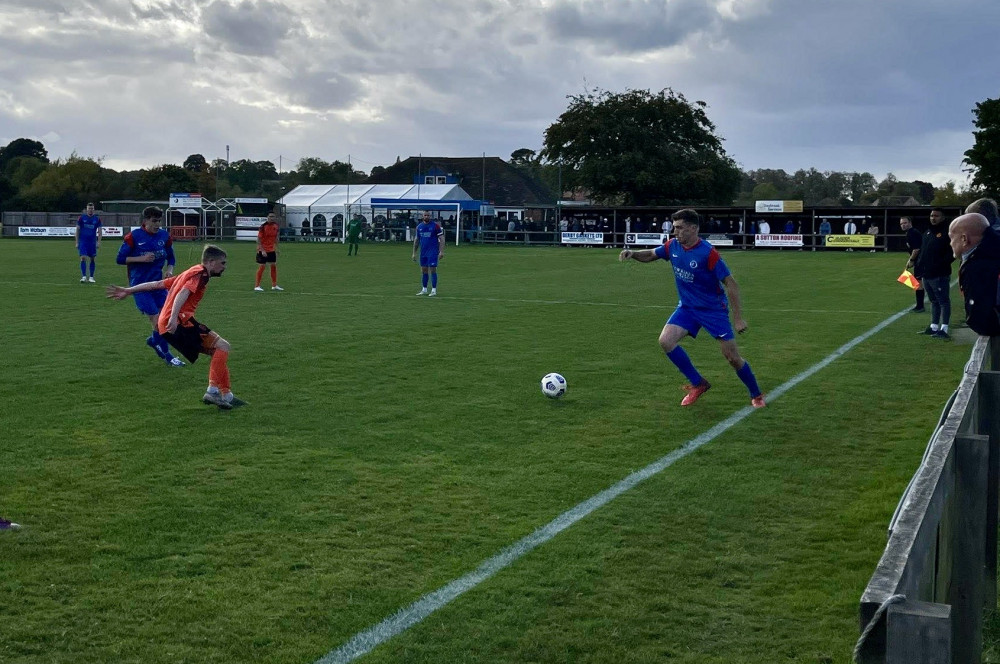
[0,239,972,663]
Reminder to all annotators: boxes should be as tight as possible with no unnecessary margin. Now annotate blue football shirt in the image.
[416,221,443,256]
[77,214,102,240]
[654,238,731,310]
[117,227,176,286]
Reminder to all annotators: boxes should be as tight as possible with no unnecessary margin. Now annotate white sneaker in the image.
[80,276,87,282]
[271,285,284,291]
[254,286,264,292]
[416,288,428,296]
[88,276,96,283]
[429,289,437,297]
[167,357,186,367]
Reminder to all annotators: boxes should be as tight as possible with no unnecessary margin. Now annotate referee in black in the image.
[900,216,924,312]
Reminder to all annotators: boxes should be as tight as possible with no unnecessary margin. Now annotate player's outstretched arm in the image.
[105,285,131,300]
[619,248,658,263]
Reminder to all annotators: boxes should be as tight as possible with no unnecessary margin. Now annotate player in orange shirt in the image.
[106,244,245,410]
[254,212,283,292]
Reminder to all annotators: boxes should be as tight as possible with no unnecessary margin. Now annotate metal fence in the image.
[856,335,1000,664]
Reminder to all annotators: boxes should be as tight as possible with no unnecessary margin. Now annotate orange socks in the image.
[255,265,265,287]
[209,350,231,394]
[270,265,277,286]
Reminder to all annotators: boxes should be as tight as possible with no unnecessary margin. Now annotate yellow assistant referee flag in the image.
[897,269,920,289]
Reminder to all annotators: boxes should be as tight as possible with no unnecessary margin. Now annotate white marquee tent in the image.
[278,184,477,242]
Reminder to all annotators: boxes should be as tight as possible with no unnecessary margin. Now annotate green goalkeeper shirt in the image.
[347,219,363,239]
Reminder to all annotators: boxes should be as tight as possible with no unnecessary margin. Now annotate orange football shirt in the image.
[157,264,210,333]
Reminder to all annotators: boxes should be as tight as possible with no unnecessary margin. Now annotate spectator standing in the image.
[758,219,771,235]
[818,219,832,250]
[867,223,879,253]
[661,217,673,236]
[900,217,925,312]
[948,213,1000,336]
[844,218,858,252]
[966,198,1000,232]
[784,220,795,234]
[915,209,955,339]
[75,202,103,283]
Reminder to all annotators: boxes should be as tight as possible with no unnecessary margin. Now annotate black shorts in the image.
[256,251,277,264]
[162,318,215,364]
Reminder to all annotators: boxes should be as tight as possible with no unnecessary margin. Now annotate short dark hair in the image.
[900,216,912,223]
[142,205,163,220]
[671,208,701,228]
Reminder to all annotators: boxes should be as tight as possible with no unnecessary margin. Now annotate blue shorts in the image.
[78,240,97,257]
[133,290,167,316]
[667,306,735,341]
[419,254,439,268]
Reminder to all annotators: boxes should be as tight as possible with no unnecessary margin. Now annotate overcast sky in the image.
[1,0,997,186]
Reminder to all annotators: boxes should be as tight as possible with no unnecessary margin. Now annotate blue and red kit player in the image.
[411,211,444,296]
[620,208,765,408]
[116,206,184,367]
[75,202,103,282]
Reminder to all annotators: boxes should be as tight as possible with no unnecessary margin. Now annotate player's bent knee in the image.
[215,338,231,352]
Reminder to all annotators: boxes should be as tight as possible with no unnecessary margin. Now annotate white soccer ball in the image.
[541,372,567,399]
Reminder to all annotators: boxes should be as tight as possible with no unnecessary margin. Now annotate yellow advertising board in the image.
[825,234,875,247]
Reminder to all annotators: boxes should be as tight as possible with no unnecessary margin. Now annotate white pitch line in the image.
[9,281,888,314]
[314,305,912,664]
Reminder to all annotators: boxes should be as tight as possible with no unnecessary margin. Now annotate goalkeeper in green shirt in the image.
[346,215,364,255]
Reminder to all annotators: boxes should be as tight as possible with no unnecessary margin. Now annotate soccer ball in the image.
[541,372,567,399]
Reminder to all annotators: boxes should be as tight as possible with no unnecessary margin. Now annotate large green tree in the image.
[0,138,48,172]
[963,97,1000,195]
[136,164,197,198]
[542,88,741,205]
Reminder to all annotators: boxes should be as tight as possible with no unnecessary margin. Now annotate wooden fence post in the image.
[951,433,990,663]
[886,600,951,664]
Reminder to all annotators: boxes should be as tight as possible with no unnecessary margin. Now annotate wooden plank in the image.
[886,600,951,664]
[950,433,989,664]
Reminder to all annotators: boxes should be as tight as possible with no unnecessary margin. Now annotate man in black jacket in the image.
[915,209,956,339]
[949,213,1000,336]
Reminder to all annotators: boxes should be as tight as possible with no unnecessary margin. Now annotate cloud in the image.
[201,0,298,57]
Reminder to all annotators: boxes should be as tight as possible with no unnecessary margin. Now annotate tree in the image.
[19,156,105,211]
[136,164,197,198]
[542,87,741,205]
[183,153,208,172]
[0,138,48,172]
[931,181,977,206]
[510,149,537,168]
[963,97,1000,196]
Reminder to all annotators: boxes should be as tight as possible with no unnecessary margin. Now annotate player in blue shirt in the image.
[411,211,445,296]
[116,206,185,367]
[75,202,103,282]
[620,208,765,408]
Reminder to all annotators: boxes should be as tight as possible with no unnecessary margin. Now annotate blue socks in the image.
[422,273,429,288]
[89,259,96,277]
[80,260,87,277]
[736,361,761,398]
[431,273,438,288]
[666,347,704,386]
[147,332,175,362]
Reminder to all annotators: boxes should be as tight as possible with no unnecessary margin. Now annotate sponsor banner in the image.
[236,230,259,241]
[625,232,667,246]
[18,226,76,237]
[102,226,124,238]
[826,234,875,247]
[236,216,268,228]
[755,234,803,247]
[234,197,267,204]
[561,232,604,244]
[169,193,203,208]
[755,200,804,213]
[704,233,734,246]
